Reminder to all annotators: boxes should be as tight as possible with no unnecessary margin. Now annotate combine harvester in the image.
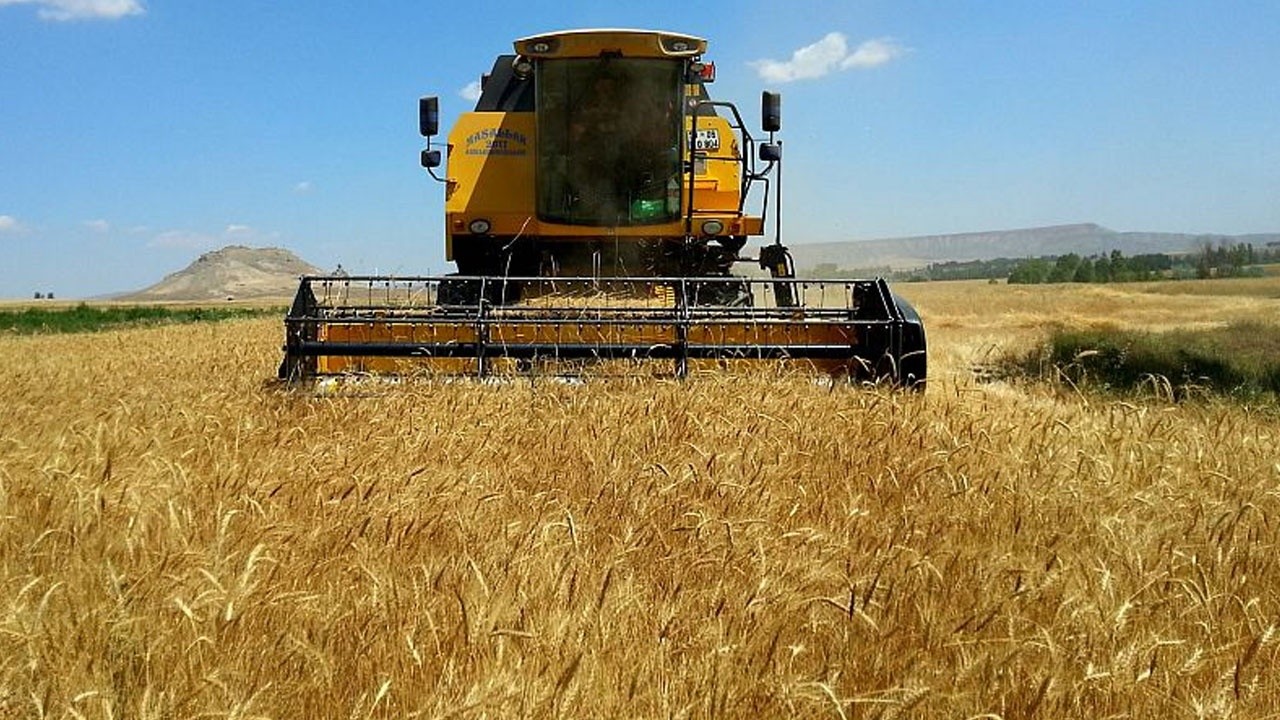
[280,29,926,387]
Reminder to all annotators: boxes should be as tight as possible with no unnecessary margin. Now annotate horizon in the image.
[3,1,1279,298]
[110,221,1280,301]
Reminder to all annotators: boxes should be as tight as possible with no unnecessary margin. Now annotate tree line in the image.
[808,240,1279,283]
[1008,251,1174,284]
[1008,241,1278,284]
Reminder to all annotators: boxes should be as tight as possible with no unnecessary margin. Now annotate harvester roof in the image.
[514,29,707,59]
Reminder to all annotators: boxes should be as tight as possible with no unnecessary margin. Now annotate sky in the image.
[1,1,1278,298]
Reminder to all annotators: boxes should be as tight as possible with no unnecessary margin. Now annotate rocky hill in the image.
[789,223,1280,271]
[121,246,322,302]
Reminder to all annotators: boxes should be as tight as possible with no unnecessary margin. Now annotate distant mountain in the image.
[120,246,321,302]
[788,223,1280,272]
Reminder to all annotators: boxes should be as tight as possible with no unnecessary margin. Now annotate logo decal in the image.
[464,127,529,157]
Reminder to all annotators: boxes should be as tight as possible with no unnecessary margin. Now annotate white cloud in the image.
[83,219,110,232]
[0,215,20,233]
[293,181,313,194]
[751,33,907,84]
[459,80,482,102]
[225,224,252,235]
[751,32,849,84]
[0,0,144,21]
[842,38,907,69]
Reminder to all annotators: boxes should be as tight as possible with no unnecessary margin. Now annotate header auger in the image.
[280,29,926,387]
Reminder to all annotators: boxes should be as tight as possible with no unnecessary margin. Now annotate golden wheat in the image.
[1,280,1279,718]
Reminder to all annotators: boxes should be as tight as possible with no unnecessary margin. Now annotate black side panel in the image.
[891,292,928,390]
[278,279,318,380]
[474,55,535,112]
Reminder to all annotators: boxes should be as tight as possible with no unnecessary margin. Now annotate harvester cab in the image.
[281,29,926,386]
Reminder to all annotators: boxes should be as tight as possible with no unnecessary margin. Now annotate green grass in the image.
[0,304,281,335]
[1003,321,1280,401]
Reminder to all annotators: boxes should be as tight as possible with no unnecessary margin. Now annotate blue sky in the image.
[1,1,1277,298]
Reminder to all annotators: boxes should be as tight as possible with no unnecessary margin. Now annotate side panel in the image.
[688,114,744,215]
[444,112,537,259]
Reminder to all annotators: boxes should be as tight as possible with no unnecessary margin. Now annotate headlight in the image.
[661,35,703,54]
[523,37,559,55]
[512,56,533,79]
[468,218,492,234]
[701,220,724,236]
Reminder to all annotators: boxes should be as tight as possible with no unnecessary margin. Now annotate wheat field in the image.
[2,280,1279,718]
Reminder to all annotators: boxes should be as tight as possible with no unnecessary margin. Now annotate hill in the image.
[121,246,321,302]
[789,223,1280,271]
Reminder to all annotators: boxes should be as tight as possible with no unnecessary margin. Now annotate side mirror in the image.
[759,143,781,162]
[761,91,781,133]
[419,96,439,137]
[420,149,441,169]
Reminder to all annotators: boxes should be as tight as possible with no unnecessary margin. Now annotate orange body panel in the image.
[444,112,759,260]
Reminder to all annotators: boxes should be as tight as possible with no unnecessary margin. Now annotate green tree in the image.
[1094,253,1112,282]
[1196,242,1215,278]
[1111,250,1136,282]
[1072,258,1096,283]
[1008,258,1051,284]
[1049,253,1081,283]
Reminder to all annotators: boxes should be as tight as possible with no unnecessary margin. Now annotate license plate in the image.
[694,129,720,151]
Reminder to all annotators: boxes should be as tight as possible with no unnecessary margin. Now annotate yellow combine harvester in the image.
[280,29,926,386]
